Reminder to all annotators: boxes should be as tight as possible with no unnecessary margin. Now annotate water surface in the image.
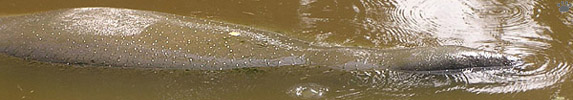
[0,0,572,99]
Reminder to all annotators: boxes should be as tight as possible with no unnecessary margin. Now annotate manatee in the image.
[0,7,517,71]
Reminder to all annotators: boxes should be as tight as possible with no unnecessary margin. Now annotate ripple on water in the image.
[295,0,552,49]
[296,0,433,47]
[388,0,552,50]
[331,52,571,98]
[309,0,572,98]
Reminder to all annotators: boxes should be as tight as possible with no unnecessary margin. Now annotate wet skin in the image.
[0,7,518,71]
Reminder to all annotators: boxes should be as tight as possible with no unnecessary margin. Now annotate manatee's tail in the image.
[383,46,520,71]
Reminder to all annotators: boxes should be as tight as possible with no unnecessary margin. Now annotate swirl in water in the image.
[294,0,571,98]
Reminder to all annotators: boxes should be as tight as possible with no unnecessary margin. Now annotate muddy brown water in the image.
[0,0,572,99]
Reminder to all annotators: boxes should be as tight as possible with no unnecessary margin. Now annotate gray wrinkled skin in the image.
[0,7,517,71]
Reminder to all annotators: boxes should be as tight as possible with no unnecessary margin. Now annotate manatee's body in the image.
[0,7,516,71]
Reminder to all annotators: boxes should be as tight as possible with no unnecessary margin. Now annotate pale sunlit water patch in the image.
[389,0,553,54]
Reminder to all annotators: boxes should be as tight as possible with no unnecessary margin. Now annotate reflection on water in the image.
[0,0,572,99]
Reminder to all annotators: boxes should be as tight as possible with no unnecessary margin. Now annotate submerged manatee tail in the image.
[0,7,519,71]
[380,46,518,71]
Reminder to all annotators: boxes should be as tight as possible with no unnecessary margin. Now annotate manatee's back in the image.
[0,7,310,69]
[0,8,163,67]
[0,11,57,60]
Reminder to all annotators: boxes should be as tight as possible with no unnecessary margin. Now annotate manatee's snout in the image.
[387,46,520,71]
